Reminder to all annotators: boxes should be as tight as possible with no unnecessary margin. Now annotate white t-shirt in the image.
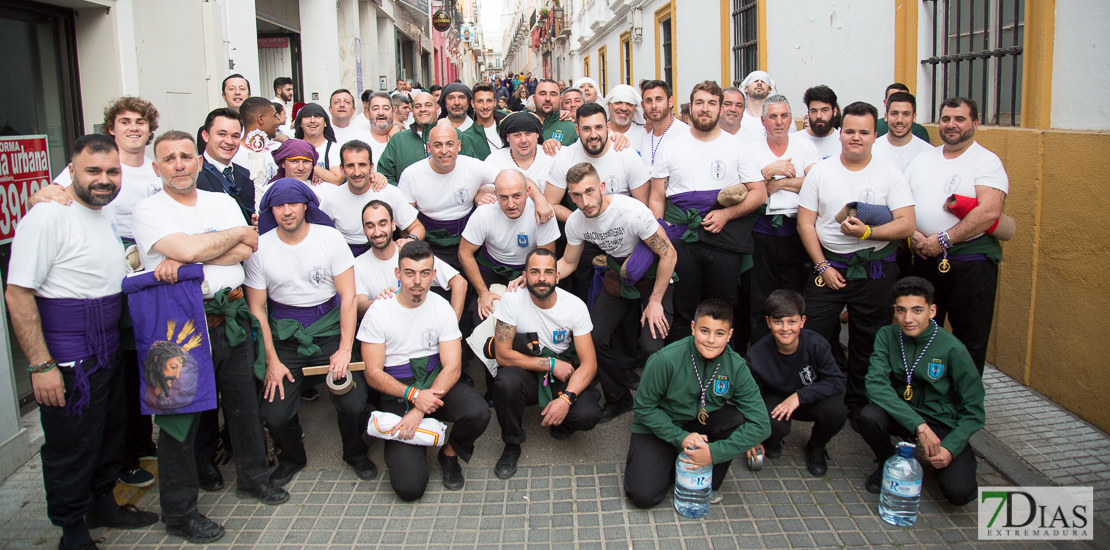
[548,141,650,197]
[746,136,821,216]
[461,201,561,266]
[399,155,501,221]
[873,135,936,174]
[317,182,419,245]
[356,292,462,367]
[480,122,503,151]
[353,245,458,298]
[331,119,366,147]
[616,122,645,153]
[313,140,342,170]
[364,134,391,168]
[650,132,763,197]
[638,117,690,167]
[798,156,916,255]
[132,190,248,298]
[905,141,1009,237]
[53,158,163,240]
[795,129,842,161]
[734,110,799,144]
[243,224,355,306]
[565,194,659,258]
[8,201,126,299]
[495,287,592,355]
[484,148,555,192]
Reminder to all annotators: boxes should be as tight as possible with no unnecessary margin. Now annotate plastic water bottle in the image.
[879,442,923,526]
[673,450,712,518]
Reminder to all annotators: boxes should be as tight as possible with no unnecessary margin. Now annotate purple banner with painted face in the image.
[122,264,217,416]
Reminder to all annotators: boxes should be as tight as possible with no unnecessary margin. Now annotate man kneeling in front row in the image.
[854,277,984,506]
[625,299,771,508]
[491,249,602,479]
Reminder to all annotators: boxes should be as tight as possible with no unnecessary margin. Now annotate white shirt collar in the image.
[204,151,231,173]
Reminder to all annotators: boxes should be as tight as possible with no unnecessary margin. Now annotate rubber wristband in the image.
[560,394,572,405]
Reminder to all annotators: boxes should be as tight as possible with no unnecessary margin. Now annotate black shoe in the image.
[196,456,224,491]
[549,424,572,440]
[494,444,521,480]
[349,457,379,481]
[763,439,783,459]
[86,503,159,530]
[438,448,465,490]
[301,386,320,401]
[599,400,633,423]
[269,462,305,488]
[865,466,883,494]
[235,483,290,505]
[58,538,101,550]
[165,515,225,544]
[804,442,829,477]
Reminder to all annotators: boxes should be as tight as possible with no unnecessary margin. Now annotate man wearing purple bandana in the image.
[244,178,376,487]
[6,135,159,550]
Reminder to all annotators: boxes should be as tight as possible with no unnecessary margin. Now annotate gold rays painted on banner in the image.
[165,319,203,353]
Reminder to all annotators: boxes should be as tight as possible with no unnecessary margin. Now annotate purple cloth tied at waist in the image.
[620,219,683,285]
[668,190,720,217]
[753,215,799,236]
[270,294,339,328]
[384,353,441,380]
[36,293,123,416]
[417,211,472,237]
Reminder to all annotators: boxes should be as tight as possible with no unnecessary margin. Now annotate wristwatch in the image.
[559,391,577,405]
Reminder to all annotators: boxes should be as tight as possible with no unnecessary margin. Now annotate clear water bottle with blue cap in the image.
[673,450,712,518]
[879,441,923,526]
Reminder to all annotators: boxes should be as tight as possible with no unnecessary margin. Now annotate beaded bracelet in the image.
[813,260,830,273]
[816,263,832,276]
[939,231,952,250]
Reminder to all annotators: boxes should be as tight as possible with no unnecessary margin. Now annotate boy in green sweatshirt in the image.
[854,276,985,506]
[625,299,771,508]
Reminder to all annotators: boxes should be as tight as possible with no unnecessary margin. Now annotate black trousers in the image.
[40,351,125,527]
[909,258,997,374]
[624,405,746,509]
[803,264,898,413]
[159,317,272,525]
[493,366,602,444]
[119,348,155,469]
[854,403,978,506]
[259,335,369,469]
[591,285,673,406]
[761,392,847,449]
[380,382,491,501]
[669,241,743,343]
[749,232,810,342]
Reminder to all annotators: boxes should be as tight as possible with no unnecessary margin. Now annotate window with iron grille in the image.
[731,0,757,86]
[922,0,1024,125]
[661,18,673,89]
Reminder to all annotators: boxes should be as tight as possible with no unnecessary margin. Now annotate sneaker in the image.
[763,439,783,459]
[804,442,829,477]
[117,468,155,488]
[349,457,379,481]
[235,483,290,505]
[494,444,521,480]
[710,490,724,504]
[301,386,320,401]
[438,448,465,490]
[599,400,633,424]
[85,504,159,529]
[165,515,225,544]
[865,466,883,494]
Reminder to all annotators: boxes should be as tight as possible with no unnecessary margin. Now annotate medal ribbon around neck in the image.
[899,319,938,401]
[690,354,724,424]
[649,116,674,165]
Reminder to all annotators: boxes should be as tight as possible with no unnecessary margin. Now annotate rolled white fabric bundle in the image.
[367,411,448,447]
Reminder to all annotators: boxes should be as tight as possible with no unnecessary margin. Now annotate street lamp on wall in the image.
[553,5,563,22]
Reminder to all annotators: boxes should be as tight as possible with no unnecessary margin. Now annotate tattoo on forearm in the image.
[495,320,515,343]
[645,233,669,257]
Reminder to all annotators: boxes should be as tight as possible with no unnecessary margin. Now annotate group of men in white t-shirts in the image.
[8,69,1010,547]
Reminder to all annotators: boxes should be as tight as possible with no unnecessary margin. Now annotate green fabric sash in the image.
[270,306,342,358]
[476,252,523,280]
[663,200,702,243]
[424,228,462,248]
[605,255,659,300]
[829,242,900,281]
[949,235,1003,264]
[537,346,578,407]
[409,355,443,391]
[203,289,265,379]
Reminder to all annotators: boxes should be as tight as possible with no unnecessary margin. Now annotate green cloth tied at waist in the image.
[538,346,578,407]
[270,306,342,358]
[424,228,462,248]
[476,252,523,280]
[829,241,900,281]
[663,201,702,243]
[204,288,265,379]
[409,355,444,391]
[605,255,668,300]
[949,234,1003,264]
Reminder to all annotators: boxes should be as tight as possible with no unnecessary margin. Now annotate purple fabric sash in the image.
[348,242,371,258]
[668,190,720,217]
[619,219,683,285]
[384,353,441,379]
[753,215,798,236]
[270,294,340,328]
[36,294,123,416]
[417,211,473,237]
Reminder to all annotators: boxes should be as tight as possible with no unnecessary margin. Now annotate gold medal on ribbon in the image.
[938,258,951,273]
[903,385,913,401]
[698,408,708,425]
[815,275,826,287]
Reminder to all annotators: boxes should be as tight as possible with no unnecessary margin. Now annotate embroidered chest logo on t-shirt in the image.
[860,188,876,204]
[552,130,564,142]
[710,160,727,181]
[713,376,730,396]
[422,328,439,350]
[799,365,816,386]
[454,187,470,205]
[945,174,961,193]
[928,359,945,379]
[517,233,529,247]
[552,329,568,345]
[308,266,329,286]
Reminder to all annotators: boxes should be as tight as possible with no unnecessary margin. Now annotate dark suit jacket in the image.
[197,157,255,223]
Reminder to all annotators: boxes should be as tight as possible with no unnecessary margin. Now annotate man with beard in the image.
[872,92,933,174]
[491,249,601,479]
[132,131,289,543]
[329,89,366,145]
[719,87,745,135]
[638,80,689,169]
[745,95,820,342]
[483,112,556,191]
[439,82,476,131]
[7,135,161,550]
[650,81,765,344]
[272,77,295,138]
[735,71,796,144]
[877,83,932,143]
[358,241,491,499]
[353,201,465,319]
[554,163,676,422]
[460,170,560,321]
[318,140,424,256]
[245,178,376,488]
[796,101,917,418]
[904,97,1008,374]
[378,92,478,185]
[796,85,843,160]
[354,91,399,166]
[605,84,646,151]
[463,83,508,159]
[534,79,579,149]
[295,103,344,185]
[391,93,413,131]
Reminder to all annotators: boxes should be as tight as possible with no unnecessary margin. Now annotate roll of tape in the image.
[747,449,764,471]
[326,371,354,395]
